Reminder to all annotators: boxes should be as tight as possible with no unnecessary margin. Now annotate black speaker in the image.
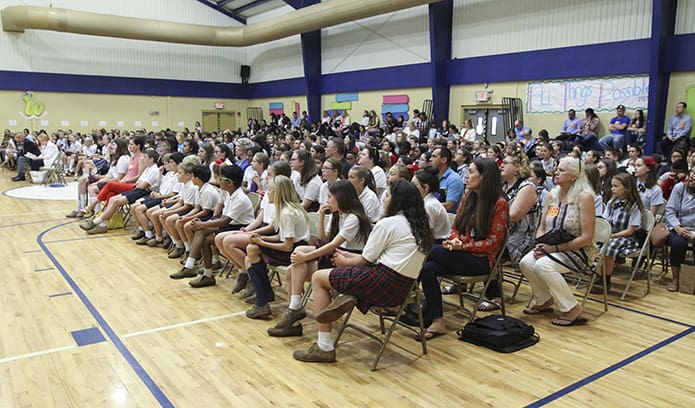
[240,65,250,84]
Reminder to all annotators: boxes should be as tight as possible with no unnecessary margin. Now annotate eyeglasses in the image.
[322,166,334,171]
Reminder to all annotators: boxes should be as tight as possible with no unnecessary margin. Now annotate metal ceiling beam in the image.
[283,0,319,10]
[196,0,246,25]
[234,0,275,15]
[217,0,236,7]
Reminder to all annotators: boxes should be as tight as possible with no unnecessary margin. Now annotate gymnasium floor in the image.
[1,166,693,407]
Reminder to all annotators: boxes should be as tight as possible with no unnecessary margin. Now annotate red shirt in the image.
[448,196,509,266]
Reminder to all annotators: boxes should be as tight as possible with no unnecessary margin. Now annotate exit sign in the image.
[476,91,490,102]
[215,102,224,109]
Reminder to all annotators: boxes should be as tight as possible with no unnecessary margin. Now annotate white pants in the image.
[519,251,579,313]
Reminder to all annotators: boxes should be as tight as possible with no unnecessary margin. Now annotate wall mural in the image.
[326,93,358,117]
[381,94,409,122]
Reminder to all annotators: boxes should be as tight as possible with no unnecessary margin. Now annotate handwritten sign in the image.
[527,76,649,114]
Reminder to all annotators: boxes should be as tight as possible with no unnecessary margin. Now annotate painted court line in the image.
[123,311,246,338]
[23,249,41,253]
[48,292,73,298]
[526,326,695,407]
[43,233,131,244]
[0,210,67,218]
[0,345,76,364]
[0,218,67,229]
[37,221,174,408]
[587,296,693,327]
[34,267,54,272]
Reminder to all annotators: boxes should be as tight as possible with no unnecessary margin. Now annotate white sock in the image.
[289,295,301,310]
[317,332,334,351]
[137,226,144,231]
[204,268,213,278]
[184,257,196,269]
[145,230,154,239]
[184,242,191,251]
[98,222,107,228]
[93,217,103,224]
[78,193,87,209]
[155,235,162,242]
[174,240,183,248]
[211,255,219,264]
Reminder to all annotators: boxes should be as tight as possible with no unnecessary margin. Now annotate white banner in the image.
[527,76,649,114]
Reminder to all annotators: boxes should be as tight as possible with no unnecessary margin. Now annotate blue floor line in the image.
[37,221,173,408]
[587,296,694,328]
[526,326,695,407]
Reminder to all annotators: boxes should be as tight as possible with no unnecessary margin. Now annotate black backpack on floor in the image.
[457,315,539,353]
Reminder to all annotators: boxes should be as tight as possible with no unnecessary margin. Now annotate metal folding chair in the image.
[620,210,655,300]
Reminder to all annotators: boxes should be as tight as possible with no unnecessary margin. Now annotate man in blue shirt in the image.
[561,109,581,135]
[514,120,530,140]
[432,147,464,213]
[599,105,631,153]
[661,102,692,156]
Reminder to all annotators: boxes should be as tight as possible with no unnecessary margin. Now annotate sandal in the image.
[414,330,446,342]
[551,316,588,326]
[477,300,501,312]
[523,305,554,315]
[667,282,679,292]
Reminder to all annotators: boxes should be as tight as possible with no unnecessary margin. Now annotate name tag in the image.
[547,206,560,217]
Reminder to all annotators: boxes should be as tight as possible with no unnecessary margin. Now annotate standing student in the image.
[244,175,310,320]
[292,180,432,363]
[267,180,372,337]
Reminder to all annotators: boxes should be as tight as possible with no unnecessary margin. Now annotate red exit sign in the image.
[476,91,490,102]
[215,102,224,109]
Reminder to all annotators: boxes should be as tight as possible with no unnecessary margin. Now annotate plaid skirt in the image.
[260,241,307,266]
[329,263,415,314]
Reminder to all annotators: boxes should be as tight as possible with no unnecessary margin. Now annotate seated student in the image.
[660,159,688,201]
[132,152,184,243]
[348,166,381,223]
[595,173,644,292]
[318,158,343,205]
[168,165,219,259]
[266,180,372,337]
[357,146,388,197]
[170,164,255,287]
[418,158,508,338]
[158,159,200,250]
[584,164,605,216]
[246,152,270,194]
[412,167,451,245]
[290,149,322,211]
[244,175,311,320]
[79,149,161,235]
[292,180,432,363]
[633,157,664,215]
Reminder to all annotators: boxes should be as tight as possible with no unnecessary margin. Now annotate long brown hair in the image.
[455,157,504,238]
[610,173,644,214]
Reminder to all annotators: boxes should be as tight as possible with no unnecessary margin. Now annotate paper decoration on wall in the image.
[80,121,88,127]
[134,121,142,127]
[20,91,46,119]
[295,102,300,115]
[98,121,107,126]
[61,120,69,126]
[8,119,17,126]
[269,102,284,116]
[117,121,125,127]
[382,94,410,122]
[527,76,649,114]
[331,101,352,110]
[177,121,185,127]
[335,93,359,102]
[152,121,159,127]
[41,120,49,126]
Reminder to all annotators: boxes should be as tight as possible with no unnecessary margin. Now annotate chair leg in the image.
[332,308,354,348]
[299,283,313,309]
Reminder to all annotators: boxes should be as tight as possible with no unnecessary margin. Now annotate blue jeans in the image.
[599,133,627,151]
[668,230,694,267]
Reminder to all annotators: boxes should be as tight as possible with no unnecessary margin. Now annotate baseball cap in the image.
[616,105,626,110]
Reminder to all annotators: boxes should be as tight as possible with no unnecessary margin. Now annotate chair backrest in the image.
[247,192,261,213]
[641,210,655,232]
[594,218,612,247]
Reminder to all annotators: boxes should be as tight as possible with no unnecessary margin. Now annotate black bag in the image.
[457,315,539,353]
[534,228,576,246]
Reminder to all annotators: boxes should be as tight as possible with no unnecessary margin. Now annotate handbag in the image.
[650,222,669,248]
[534,228,576,246]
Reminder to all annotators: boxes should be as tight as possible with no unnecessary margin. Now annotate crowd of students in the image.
[3,103,694,363]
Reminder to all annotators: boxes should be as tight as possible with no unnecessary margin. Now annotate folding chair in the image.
[576,218,612,312]
[332,279,427,371]
[40,151,67,186]
[267,212,321,289]
[246,192,261,213]
[620,210,655,300]
[441,232,509,322]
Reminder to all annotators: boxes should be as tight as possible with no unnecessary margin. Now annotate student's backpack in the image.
[457,315,539,353]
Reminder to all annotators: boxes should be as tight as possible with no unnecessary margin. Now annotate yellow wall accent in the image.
[321,88,433,119]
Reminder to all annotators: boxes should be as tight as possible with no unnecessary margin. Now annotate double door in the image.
[202,110,236,132]
[461,107,507,144]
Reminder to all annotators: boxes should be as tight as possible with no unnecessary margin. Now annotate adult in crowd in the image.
[599,105,630,153]
[419,157,509,339]
[292,180,432,363]
[577,108,601,151]
[11,131,41,181]
[664,167,695,292]
[431,147,464,213]
[513,120,530,139]
[560,109,582,137]
[519,157,596,326]
[661,102,692,156]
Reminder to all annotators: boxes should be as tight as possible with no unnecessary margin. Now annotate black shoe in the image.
[11,175,25,182]
[244,291,275,304]
[170,267,197,280]
[268,323,303,337]
[189,275,216,288]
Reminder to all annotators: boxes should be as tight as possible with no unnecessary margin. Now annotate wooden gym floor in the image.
[0,166,693,407]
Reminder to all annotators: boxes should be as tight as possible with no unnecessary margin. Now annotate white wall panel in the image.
[452,0,652,58]
[245,35,304,82]
[676,0,695,34]
[321,4,430,74]
[0,0,246,83]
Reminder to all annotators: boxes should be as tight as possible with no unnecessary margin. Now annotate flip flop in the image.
[477,300,501,312]
[414,330,446,342]
[523,306,554,315]
[441,283,458,294]
[551,316,588,327]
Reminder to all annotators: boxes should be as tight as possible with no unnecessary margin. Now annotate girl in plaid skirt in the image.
[601,173,644,289]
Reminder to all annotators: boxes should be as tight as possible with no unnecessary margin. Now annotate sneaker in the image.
[87,224,108,235]
[292,343,336,363]
[231,273,249,294]
[268,323,303,337]
[189,275,216,288]
[168,247,185,259]
[170,267,197,280]
[134,237,149,245]
[274,307,307,330]
[79,219,95,231]
[245,304,272,320]
[65,210,81,218]
[240,284,255,298]
[131,230,145,240]
[244,291,275,304]
[146,237,161,247]
[179,253,192,264]
[80,209,94,218]
[162,236,172,249]
[316,295,357,323]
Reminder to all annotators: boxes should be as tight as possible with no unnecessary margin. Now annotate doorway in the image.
[461,106,507,144]
[202,110,237,133]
